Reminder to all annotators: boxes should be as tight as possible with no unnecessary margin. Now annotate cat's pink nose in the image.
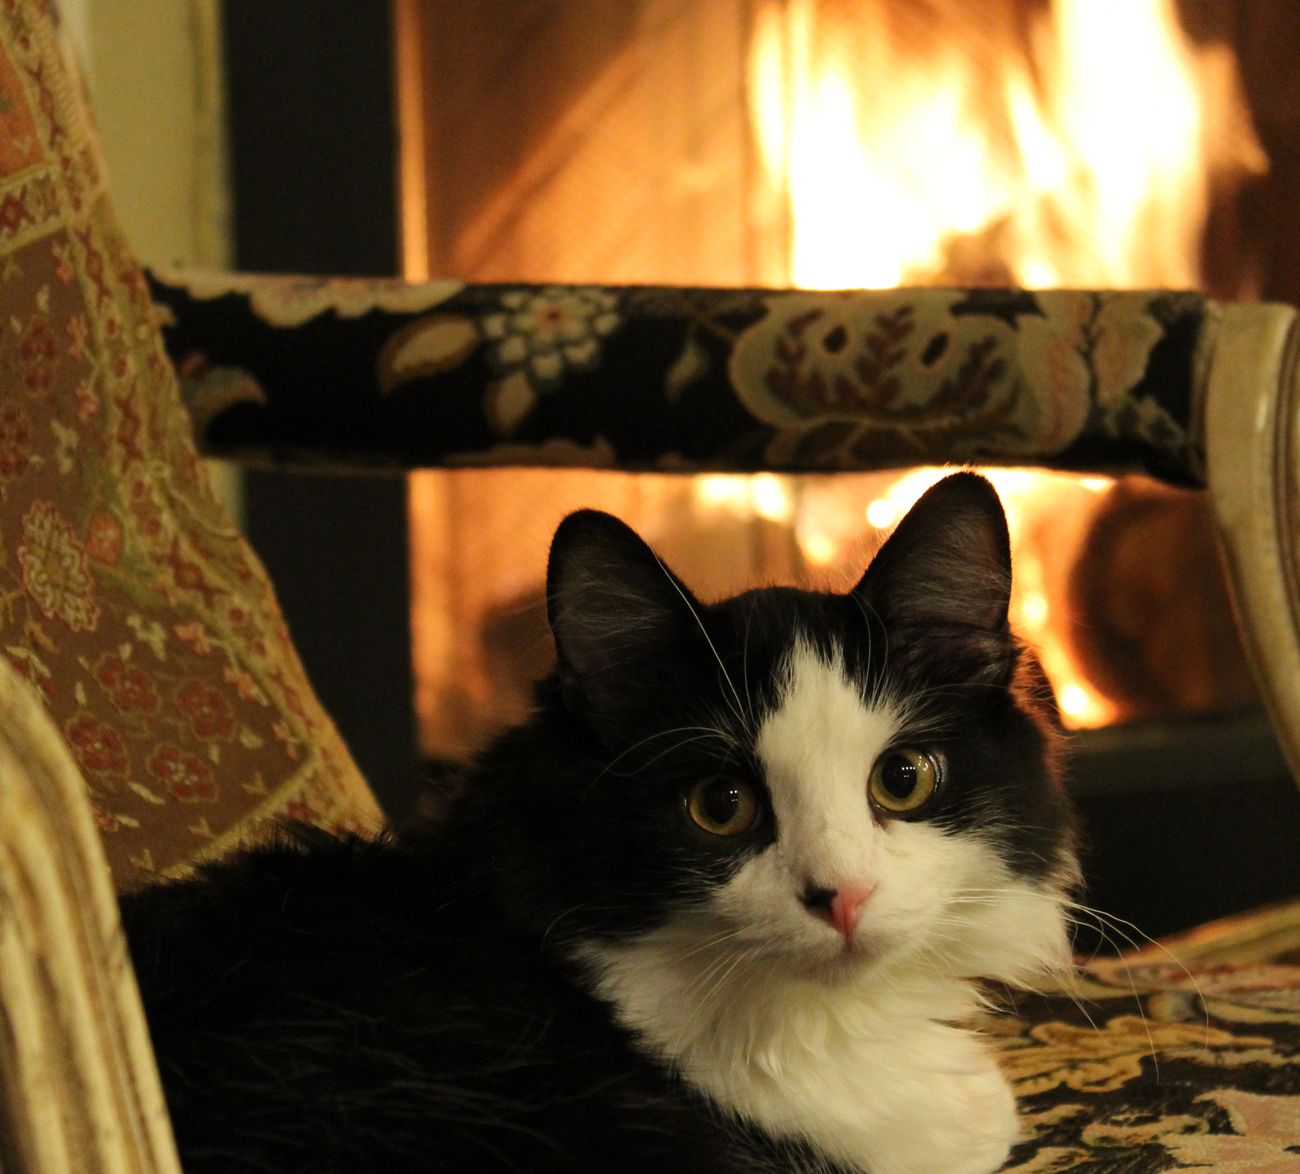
[802,882,875,940]
[829,884,874,938]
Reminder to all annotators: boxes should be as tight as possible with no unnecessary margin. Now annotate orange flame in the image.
[779,467,1119,727]
[749,0,1266,290]
[743,0,1266,726]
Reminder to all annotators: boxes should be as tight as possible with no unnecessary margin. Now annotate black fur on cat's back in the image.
[120,473,1073,1174]
[122,820,811,1174]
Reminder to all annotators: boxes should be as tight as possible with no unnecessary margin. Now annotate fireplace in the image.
[361,0,1300,945]
[394,0,1286,765]
[135,0,1300,947]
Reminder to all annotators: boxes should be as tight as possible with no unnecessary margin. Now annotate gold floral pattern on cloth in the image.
[996,960,1300,1171]
[727,289,1191,469]
[0,3,381,890]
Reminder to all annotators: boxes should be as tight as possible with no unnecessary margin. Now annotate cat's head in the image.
[488,472,1077,988]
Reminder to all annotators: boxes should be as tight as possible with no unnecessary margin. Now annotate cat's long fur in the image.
[122,472,1078,1174]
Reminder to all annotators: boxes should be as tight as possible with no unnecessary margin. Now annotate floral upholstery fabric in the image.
[149,273,1209,485]
[0,2,380,891]
[998,954,1300,1171]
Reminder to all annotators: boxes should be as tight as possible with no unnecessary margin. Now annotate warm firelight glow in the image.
[740,0,1265,727]
[749,0,1265,290]
[405,0,1264,754]
[785,468,1119,728]
[696,474,795,523]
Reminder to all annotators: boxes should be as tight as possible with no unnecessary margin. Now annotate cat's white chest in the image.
[576,933,1022,1174]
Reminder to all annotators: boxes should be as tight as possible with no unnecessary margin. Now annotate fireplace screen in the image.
[395,0,1286,762]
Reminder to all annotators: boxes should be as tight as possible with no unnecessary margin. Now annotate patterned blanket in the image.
[1000,921,1300,1171]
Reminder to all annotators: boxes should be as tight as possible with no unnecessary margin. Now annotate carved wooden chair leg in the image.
[0,659,182,1174]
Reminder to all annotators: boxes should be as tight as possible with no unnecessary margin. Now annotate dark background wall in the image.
[221,0,421,820]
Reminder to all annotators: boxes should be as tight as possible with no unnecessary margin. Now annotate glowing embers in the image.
[748,0,1265,291]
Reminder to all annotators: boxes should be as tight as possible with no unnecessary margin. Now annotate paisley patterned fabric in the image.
[149,273,1210,484]
[0,2,381,891]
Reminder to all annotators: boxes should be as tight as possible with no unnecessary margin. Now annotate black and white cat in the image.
[122,471,1078,1174]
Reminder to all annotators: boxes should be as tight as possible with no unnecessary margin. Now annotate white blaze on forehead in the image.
[756,639,898,884]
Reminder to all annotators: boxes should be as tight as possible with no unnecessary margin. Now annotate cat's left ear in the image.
[547,510,698,720]
[855,471,1012,633]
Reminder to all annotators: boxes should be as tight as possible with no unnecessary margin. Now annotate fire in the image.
[402,2,1265,752]
[777,468,1119,727]
[749,0,1265,290]
[741,0,1267,727]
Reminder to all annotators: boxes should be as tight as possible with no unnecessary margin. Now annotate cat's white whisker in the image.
[585,725,742,797]
[539,901,592,946]
[651,551,751,736]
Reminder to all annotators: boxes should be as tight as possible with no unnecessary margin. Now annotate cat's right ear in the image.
[852,472,1015,682]
[547,510,697,720]
[854,472,1012,632]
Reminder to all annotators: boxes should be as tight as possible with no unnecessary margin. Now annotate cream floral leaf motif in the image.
[999,1014,1272,1097]
[1080,1112,1209,1149]
[50,415,76,471]
[483,371,537,438]
[176,364,267,439]
[238,726,263,749]
[728,291,1102,464]
[1091,960,1300,1022]
[126,613,166,658]
[16,498,98,631]
[128,781,165,806]
[665,328,711,403]
[377,313,479,394]
[477,286,621,435]
[1091,292,1166,408]
[1158,1090,1300,1172]
[149,267,465,329]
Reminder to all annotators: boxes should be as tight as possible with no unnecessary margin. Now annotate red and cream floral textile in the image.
[0,1,381,890]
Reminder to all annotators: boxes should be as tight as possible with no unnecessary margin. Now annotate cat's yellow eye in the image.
[869,748,939,814]
[687,777,759,836]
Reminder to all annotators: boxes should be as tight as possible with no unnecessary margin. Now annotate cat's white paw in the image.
[865,1057,1019,1174]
